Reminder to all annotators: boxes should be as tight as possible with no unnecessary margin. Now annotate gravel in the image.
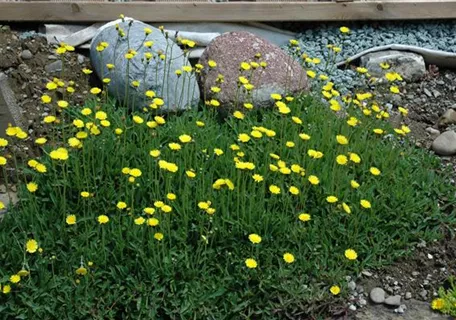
[289,21,456,90]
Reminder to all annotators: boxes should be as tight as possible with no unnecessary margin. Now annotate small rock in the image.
[0,184,6,193]
[405,292,412,300]
[438,108,456,127]
[423,88,433,97]
[394,304,406,314]
[370,287,386,304]
[48,55,58,60]
[45,60,63,74]
[358,298,367,307]
[431,131,456,156]
[412,271,420,277]
[419,289,428,299]
[348,281,357,291]
[362,270,373,277]
[20,49,33,60]
[427,253,434,259]
[356,284,364,293]
[426,127,441,139]
[360,50,425,82]
[432,89,441,98]
[77,54,85,64]
[348,304,357,311]
[384,295,402,306]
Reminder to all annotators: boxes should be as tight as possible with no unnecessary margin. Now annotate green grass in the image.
[0,88,454,319]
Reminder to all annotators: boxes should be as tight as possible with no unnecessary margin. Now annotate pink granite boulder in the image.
[198,31,308,111]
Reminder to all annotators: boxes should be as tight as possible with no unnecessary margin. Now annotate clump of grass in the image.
[0,23,454,319]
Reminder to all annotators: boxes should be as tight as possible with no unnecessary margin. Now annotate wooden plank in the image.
[1,1,456,22]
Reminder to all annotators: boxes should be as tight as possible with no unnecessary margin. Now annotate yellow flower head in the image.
[26,239,38,253]
[326,196,338,203]
[269,185,281,195]
[97,215,109,224]
[66,215,77,225]
[344,249,358,260]
[248,234,262,244]
[330,285,341,295]
[283,253,295,264]
[245,258,257,269]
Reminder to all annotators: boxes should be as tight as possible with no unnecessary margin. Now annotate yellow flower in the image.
[330,285,341,295]
[214,148,224,156]
[49,148,69,161]
[117,201,127,210]
[238,133,250,143]
[98,215,109,224]
[0,157,7,166]
[57,100,69,108]
[245,258,258,269]
[134,217,146,225]
[292,116,302,124]
[306,70,316,78]
[43,115,56,124]
[240,62,251,70]
[66,215,76,225]
[17,269,30,277]
[289,186,300,195]
[308,175,320,185]
[26,239,38,253]
[186,170,196,178]
[308,149,324,159]
[2,284,11,294]
[95,111,107,120]
[342,202,351,214]
[154,201,165,208]
[286,141,295,148]
[373,128,384,135]
[169,142,181,151]
[208,60,217,68]
[130,168,142,177]
[350,180,360,189]
[26,182,38,193]
[90,87,102,95]
[133,115,144,124]
[336,135,348,145]
[360,199,372,209]
[0,138,8,147]
[81,191,91,198]
[167,193,176,201]
[161,205,172,213]
[76,266,88,276]
[349,153,361,163]
[233,111,245,120]
[390,86,400,94]
[326,196,338,203]
[149,149,161,158]
[299,213,311,222]
[356,67,368,74]
[270,93,282,101]
[147,218,159,227]
[179,134,192,143]
[336,155,348,165]
[431,298,445,310]
[81,108,92,116]
[344,249,358,260]
[398,107,408,116]
[154,232,164,241]
[196,121,205,127]
[370,167,381,176]
[46,82,58,90]
[269,185,281,194]
[339,26,350,33]
[248,234,262,244]
[283,253,295,264]
[252,174,263,183]
[380,62,390,69]
[10,274,20,284]
[299,133,311,141]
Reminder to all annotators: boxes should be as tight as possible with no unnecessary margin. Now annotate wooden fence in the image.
[0,1,456,22]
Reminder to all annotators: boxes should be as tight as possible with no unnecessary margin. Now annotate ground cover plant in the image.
[0,22,455,319]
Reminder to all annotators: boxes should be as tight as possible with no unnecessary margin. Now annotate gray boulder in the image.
[360,50,425,82]
[90,19,199,112]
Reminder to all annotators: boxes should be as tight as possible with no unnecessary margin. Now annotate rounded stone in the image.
[431,131,456,156]
[198,31,308,113]
[370,287,386,304]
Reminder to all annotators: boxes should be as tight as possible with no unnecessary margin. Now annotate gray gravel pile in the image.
[290,21,456,90]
